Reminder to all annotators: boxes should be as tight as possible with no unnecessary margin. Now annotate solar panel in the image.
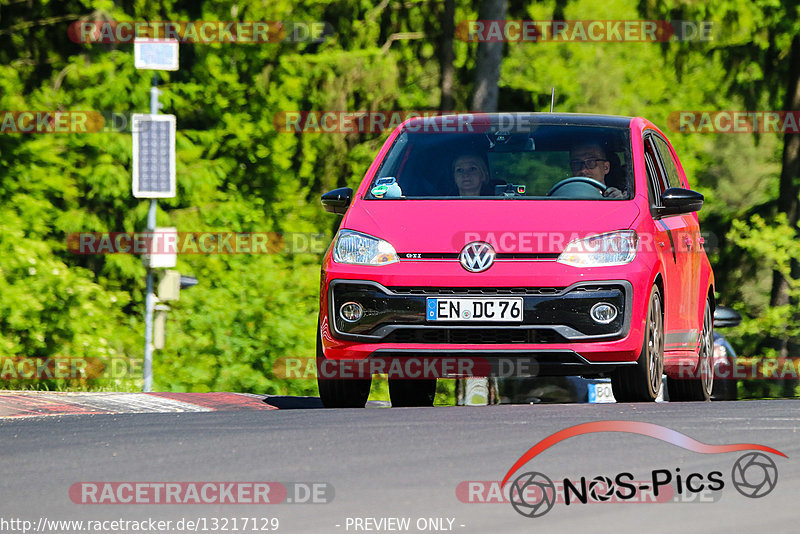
[132,114,176,198]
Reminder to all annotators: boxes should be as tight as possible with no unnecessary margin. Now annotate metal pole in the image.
[143,200,156,392]
[143,75,161,392]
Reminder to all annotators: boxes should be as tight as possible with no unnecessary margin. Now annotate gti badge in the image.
[459,241,496,273]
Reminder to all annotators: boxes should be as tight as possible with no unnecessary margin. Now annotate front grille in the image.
[388,287,565,296]
[381,328,567,344]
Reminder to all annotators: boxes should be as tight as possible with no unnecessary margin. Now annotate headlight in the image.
[333,230,399,265]
[557,230,638,267]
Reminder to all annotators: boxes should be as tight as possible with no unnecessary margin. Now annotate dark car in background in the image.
[710,306,742,401]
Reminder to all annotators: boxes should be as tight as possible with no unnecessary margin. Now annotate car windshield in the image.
[368,122,633,200]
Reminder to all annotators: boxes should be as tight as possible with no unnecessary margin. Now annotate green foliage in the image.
[727,214,800,353]
[0,0,447,395]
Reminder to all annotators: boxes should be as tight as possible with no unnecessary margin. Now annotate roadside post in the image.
[132,38,178,391]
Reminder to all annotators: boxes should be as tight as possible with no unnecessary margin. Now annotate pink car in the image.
[317,114,715,407]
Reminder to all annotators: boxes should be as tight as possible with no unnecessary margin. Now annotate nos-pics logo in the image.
[502,421,785,519]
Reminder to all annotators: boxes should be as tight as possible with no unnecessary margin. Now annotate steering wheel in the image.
[547,176,608,197]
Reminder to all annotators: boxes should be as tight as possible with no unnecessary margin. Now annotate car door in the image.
[643,134,683,344]
[651,134,703,350]
[645,132,698,352]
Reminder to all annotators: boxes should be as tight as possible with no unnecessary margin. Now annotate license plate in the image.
[588,381,616,403]
[426,298,523,322]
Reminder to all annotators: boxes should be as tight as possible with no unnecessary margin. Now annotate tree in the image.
[438,0,457,111]
[471,0,507,112]
[638,0,800,357]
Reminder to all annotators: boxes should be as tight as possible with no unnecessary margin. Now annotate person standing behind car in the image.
[569,142,627,199]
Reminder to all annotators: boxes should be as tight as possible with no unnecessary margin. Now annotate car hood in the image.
[343,200,641,254]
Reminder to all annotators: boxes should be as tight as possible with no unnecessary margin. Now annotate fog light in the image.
[590,303,617,324]
[339,302,364,322]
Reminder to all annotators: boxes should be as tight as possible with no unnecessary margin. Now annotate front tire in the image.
[316,325,371,408]
[667,297,714,402]
[611,285,663,402]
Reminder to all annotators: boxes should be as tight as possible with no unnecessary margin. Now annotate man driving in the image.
[569,142,627,199]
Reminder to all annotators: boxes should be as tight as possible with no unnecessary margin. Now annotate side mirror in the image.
[321,187,353,215]
[655,188,704,217]
[713,306,742,328]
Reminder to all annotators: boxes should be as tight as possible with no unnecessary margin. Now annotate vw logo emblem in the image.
[459,241,496,273]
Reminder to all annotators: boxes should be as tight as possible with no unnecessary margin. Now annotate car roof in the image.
[402,112,634,130]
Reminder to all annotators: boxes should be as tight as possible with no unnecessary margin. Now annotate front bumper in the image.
[321,271,647,373]
[329,280,631,342]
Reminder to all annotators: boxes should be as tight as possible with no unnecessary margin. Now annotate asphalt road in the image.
[2,400,798,534]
